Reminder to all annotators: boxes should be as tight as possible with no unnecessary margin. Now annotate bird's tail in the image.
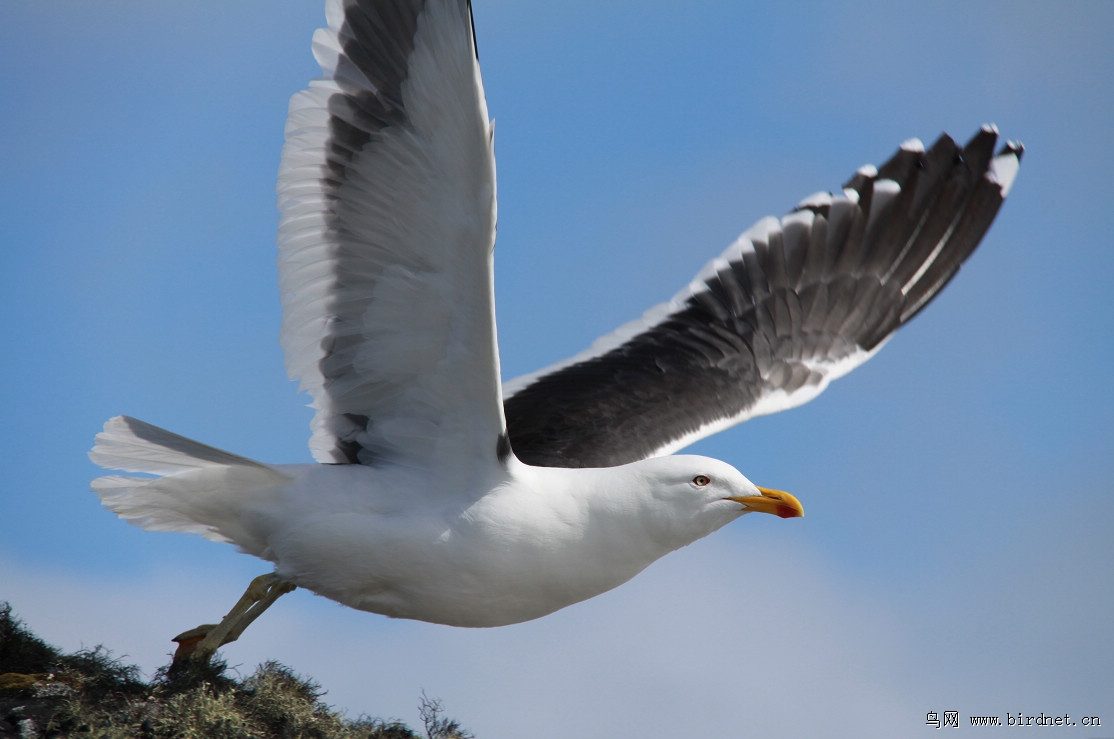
[90,416,290,555]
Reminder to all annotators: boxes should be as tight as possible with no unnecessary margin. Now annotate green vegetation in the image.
[0,603,471,739]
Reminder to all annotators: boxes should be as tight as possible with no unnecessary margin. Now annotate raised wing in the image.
[504,128,1022,468]
[277,0,505,474]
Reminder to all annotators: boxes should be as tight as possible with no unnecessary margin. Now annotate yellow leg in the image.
[172,573,296,663]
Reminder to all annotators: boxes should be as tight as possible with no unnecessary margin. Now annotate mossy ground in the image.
[0,603,471,739]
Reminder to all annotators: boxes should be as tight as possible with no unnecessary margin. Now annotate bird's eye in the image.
[692,475,711,487]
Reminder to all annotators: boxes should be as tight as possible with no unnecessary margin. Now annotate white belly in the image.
[256,464,669,627]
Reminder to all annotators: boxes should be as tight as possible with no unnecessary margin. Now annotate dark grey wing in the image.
[503,127,1022,468]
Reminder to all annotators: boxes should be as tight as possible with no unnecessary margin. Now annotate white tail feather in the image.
[90,415,269,476]
[90,416,290,555]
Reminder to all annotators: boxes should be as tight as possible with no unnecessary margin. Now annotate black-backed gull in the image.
[90,0,1021,661]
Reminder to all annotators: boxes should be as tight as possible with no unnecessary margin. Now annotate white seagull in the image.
[90,0,1021,661]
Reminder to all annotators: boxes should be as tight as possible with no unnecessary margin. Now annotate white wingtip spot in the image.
[982,122,1000,135]
[873,178,901,197]
[987,150,1021,197]
[797,190,833,210]
[900,137,925,153]
[856,163,878,178]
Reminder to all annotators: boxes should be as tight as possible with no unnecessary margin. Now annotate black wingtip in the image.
[963,126,999,173]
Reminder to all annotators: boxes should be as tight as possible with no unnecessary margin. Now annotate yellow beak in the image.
[726,487,804,519]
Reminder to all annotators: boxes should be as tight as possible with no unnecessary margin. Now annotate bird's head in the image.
[610,454,804,549]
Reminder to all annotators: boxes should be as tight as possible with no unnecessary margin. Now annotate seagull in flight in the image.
[90,0,1021,662]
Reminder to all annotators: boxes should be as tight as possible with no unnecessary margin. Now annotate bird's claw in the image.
[170,574,295,664]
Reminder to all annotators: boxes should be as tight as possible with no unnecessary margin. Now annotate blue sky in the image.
[2,1,1112,736]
